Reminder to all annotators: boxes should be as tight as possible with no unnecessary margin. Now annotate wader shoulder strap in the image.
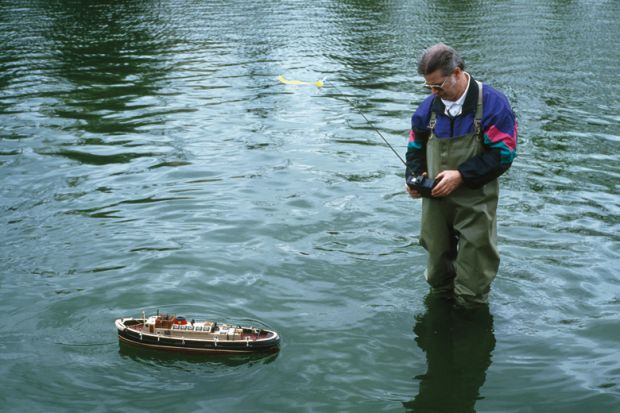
[475,81,483,138]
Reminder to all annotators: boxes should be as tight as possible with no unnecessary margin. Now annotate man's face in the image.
[424,69,459,100]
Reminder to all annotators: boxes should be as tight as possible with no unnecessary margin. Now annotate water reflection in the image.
[119,341,279,369]
[404,296,495,413]
[39,0,181,139]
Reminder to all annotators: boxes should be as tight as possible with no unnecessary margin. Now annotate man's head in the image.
[417,43,464,76]
[417,43,467,100]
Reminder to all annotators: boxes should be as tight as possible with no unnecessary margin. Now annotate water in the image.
[1,0,619,412]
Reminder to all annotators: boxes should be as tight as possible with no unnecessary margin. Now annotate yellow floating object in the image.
[277,75,324,88]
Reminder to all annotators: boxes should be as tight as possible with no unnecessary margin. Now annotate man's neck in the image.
[454,72,470,102]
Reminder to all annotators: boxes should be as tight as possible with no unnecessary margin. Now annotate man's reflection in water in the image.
[403,295,496,413]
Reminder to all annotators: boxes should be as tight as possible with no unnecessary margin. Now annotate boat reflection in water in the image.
[404,295,496,413]
[118,341,279,368]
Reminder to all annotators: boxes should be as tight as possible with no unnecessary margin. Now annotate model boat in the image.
[115,312,280,354]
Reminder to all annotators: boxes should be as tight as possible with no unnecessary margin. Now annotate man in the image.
[406,43,517,307]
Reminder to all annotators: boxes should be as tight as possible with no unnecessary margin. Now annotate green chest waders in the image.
[420,81,500,305]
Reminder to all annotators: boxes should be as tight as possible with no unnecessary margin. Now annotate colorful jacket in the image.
[406,75,517,188]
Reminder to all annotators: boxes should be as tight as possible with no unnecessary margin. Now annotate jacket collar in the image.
[431,74,478,117]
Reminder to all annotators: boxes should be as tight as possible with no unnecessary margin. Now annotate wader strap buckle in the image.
[428,110,436,132]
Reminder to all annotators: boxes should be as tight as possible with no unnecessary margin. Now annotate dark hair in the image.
[417,43,465,76]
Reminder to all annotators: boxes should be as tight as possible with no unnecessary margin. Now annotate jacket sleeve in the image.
[405,129,429,180]
[458,91,518,188]
[405,99,433,180]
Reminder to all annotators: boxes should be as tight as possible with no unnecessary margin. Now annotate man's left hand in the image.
[431,170,463,197]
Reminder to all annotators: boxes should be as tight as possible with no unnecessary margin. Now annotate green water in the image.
[1,1,619,412]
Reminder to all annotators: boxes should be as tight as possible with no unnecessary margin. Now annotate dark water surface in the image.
[1,1,619,412]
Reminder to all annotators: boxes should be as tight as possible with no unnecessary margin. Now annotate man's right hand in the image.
[406,171,427,199]
[406,184,422,198]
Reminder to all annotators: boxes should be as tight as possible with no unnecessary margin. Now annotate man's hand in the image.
[406,184,422,198]
[431,170,463,197]
[405,172,427,199]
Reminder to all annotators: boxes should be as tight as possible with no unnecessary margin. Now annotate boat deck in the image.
[126,322,268,341]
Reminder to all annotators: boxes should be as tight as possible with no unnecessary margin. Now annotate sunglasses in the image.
[423,74,452,90]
